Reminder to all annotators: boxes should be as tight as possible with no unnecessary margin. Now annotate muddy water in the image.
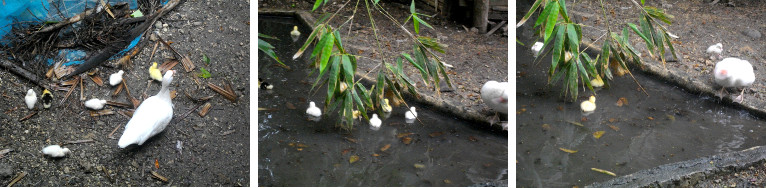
[515,41,766,187]
[258,16,508,186]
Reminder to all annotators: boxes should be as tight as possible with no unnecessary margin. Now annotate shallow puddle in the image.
[258,15,508,186]
[516,41,766,187]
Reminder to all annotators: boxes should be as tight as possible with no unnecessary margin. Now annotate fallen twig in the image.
[0,148,12,159]
[106,101,131,108]
[220,130,235,136]
[7,171,25,187]
[89,109,115,117]
[155,33,195,72]
[0,59,44,88]
[65,139,94,145]
[151,171,168,182]
[198,102,212,117]
[60,76,79,106]
[207,83,237,102]
[173,102,207,124]
[18,111,37,122]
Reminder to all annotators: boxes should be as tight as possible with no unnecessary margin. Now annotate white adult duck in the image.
[714,57,755,103]
[118,70,175,148]
[480,81,509,114]
[24,89,36,109]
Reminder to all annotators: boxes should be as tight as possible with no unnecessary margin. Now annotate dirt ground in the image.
[0,0,249,186]
[519,0,766,186]
[259,0,509,128]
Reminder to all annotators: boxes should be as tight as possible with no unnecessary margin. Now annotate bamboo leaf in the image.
[543,2,560,42]
[517,0,543,28]
[294,24,324,60]
[333,30,345,53]
[356,83,373,109]
[534,1,554,29]
[550,25,566,76]
[312,56,338,91]
[413,14,434,30]
[413,14,420,34]
[351,88,367,121]
[373,0,380,5]
[663,32,678,60]
[327,57,340,103]
[566,23,579,52]
[312,0,323,12]
[341,55,354,81]
[558,0,570,22]
[410,0,416,14]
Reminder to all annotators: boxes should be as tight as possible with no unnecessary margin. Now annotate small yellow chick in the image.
[41,89,53,109]
[149,62,163,82]
[290,26,300,37]
[381,98,392,113]
[590,75,604,88]
[352,110,361,120]
[580,95,596,113]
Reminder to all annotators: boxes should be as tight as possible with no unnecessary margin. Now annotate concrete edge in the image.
[586,146,766,188]
[258,9,506,132]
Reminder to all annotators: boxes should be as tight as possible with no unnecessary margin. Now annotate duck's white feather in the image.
[109,70,124,86]
[118,71,174,148]
[25,89,36,109]
[480,81,509,114]
[42,145,70,157]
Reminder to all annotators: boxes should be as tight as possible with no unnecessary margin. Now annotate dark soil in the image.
[0,0,249,186]
[259,0,509,128]
[519,0,766,186]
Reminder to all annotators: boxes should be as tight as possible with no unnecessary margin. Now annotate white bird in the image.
[531,42,544,58]
[405,106,417,119]
[109,70,124,86]
[370,114,382,130]
[580,95,596,115]
[24,89,36,109]
[480,81,509,114]
[306,101,321,119]
[714,57,755,103]
[118,70,175,148]
[290,26,301,42]
[707,43,723,60]
[42,145,70,158]
[84,98,107,110]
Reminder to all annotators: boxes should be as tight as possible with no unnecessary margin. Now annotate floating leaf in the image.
[397,132,414,138]
[428,132,443,137]
[591,168,617,176]
[349,155,359,164]
[380,144,391,152]
[414,163,425,169]
[566,120,584,127]
[616,97,628,107]
[593,131,605,139]
[402,137,413,145]
[647,116,654,120]
[608,118,618,123]
[559,148,578,153]
[666,114,676,121]
[608,125,620,131]
[541,124,552,131]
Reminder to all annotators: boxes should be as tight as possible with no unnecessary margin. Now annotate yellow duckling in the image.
[41,89,53,109]
[590,75,604,88]
[352,110,361,120]
[290,26,300,37]
[580,95,596,114]
[149,62,163,82]
[381,99,392,113]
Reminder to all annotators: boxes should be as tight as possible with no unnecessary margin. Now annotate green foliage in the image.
[258,33,284,66]
[202,53,210,65]
[520,0,677,101]
[198,67,211,78]
[297,0,450,131]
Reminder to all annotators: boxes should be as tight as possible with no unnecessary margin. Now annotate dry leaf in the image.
[541,124,551,131]
[593,131,605,139]
[556,106,563,111]
[559,148,578,153]
[349,155,359,164]
[343,137,357,143]
[413,163,425,169]
[380,144,391,152]
[372,153,380,157]
[647,116,654,120]
[468,136,478,142]
[151,171,168,182]
[591,168,617,176]
[286,102,296,110]
[198,102,212,117]
[608,125,620,131]
[566,121,584,127]
[428,132,443,137]
[608,118,618,123]
[90,109,115,117]
[616,97,628,107]
[666,114,675,121]
[208,83,237,102]
[159,60,179,72]
[444,179,452,184]
[341,148,352,155]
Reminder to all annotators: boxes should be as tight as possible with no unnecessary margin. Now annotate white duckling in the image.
[109,70,124,86]
[714,57,755,103]
[382,99,393,113]
[118,70,175,148]
[580,95,596,115]
[42,145,70,158]
[24,89,36,109]
[480,81,509,114]
[306,101,321,121]
[290,26,301,42]
[370,114,382,131]
[531,42,544,58]
[84,98,107,110]
[707,43,723,60]
[405,106,417,123]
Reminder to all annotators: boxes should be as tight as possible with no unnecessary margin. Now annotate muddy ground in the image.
[259,0,509,128]
[519,0,766,186]
[0,0,249,186]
